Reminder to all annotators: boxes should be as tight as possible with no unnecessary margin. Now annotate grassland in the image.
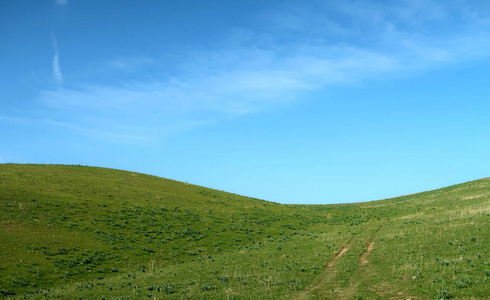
[0,164,488,299]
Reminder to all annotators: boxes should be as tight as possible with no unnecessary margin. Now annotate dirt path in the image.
[327,246,349,267]
[291,227,371,300]
[359,241,375,265]
[292,245,351,299]
[291,225,384,300]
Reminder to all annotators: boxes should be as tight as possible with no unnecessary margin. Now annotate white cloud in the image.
[54,0,68,6]
[52,36,63,84]
[35,0,490,142]
[52,53,63,84]
[42,117,157,143]
[104,57,155,72]
[34,44,400,142]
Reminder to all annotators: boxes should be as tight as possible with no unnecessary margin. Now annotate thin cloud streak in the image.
[42,118,157,143]
[35,0,490,142]
[52,53,63,84]
[52,37,63,84]
[54,0,68,7]
[104,57,156,72]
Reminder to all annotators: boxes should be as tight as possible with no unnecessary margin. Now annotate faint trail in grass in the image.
[327,246,349,268]
[291,248,348,300]
[292,224,387,299]
[291,227,371,300]
[359,241,375,266]
[359,224,384,267]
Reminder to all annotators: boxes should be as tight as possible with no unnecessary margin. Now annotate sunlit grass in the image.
[0,164,488,299]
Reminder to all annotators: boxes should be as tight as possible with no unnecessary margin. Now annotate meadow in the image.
[0,164,488,299]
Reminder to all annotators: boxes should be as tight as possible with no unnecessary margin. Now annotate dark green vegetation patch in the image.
[0,164,488,299]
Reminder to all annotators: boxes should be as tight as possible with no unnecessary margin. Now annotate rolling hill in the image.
[0,164,488,299]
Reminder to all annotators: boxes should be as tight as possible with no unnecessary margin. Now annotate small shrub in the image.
[437,286,453,299]
[163,284,175,294]
[0,290,13,296]
[454,277,472,289]
[200,282,216,291]
[440,260,450,266]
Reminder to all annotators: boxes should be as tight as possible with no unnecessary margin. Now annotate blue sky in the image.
[1,0,490,204]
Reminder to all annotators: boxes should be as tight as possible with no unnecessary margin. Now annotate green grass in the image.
[0,164,488,299]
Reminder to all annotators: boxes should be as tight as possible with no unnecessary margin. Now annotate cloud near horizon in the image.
[35,0,490,142]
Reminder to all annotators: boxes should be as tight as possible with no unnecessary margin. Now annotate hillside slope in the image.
[0,164,488,299]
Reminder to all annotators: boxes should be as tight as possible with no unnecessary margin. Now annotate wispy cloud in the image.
[104,57,156,72]
[54,0,68,7]
[52,53,63,84]
[52,36,63,84]
[42,117,157,143]
[35,0,490,142]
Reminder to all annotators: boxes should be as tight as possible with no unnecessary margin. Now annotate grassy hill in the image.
[0,164,488,299]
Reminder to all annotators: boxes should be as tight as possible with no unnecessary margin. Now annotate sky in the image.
[1,0,490,204]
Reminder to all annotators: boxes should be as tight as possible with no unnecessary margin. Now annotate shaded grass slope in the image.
[0,164,488,299]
